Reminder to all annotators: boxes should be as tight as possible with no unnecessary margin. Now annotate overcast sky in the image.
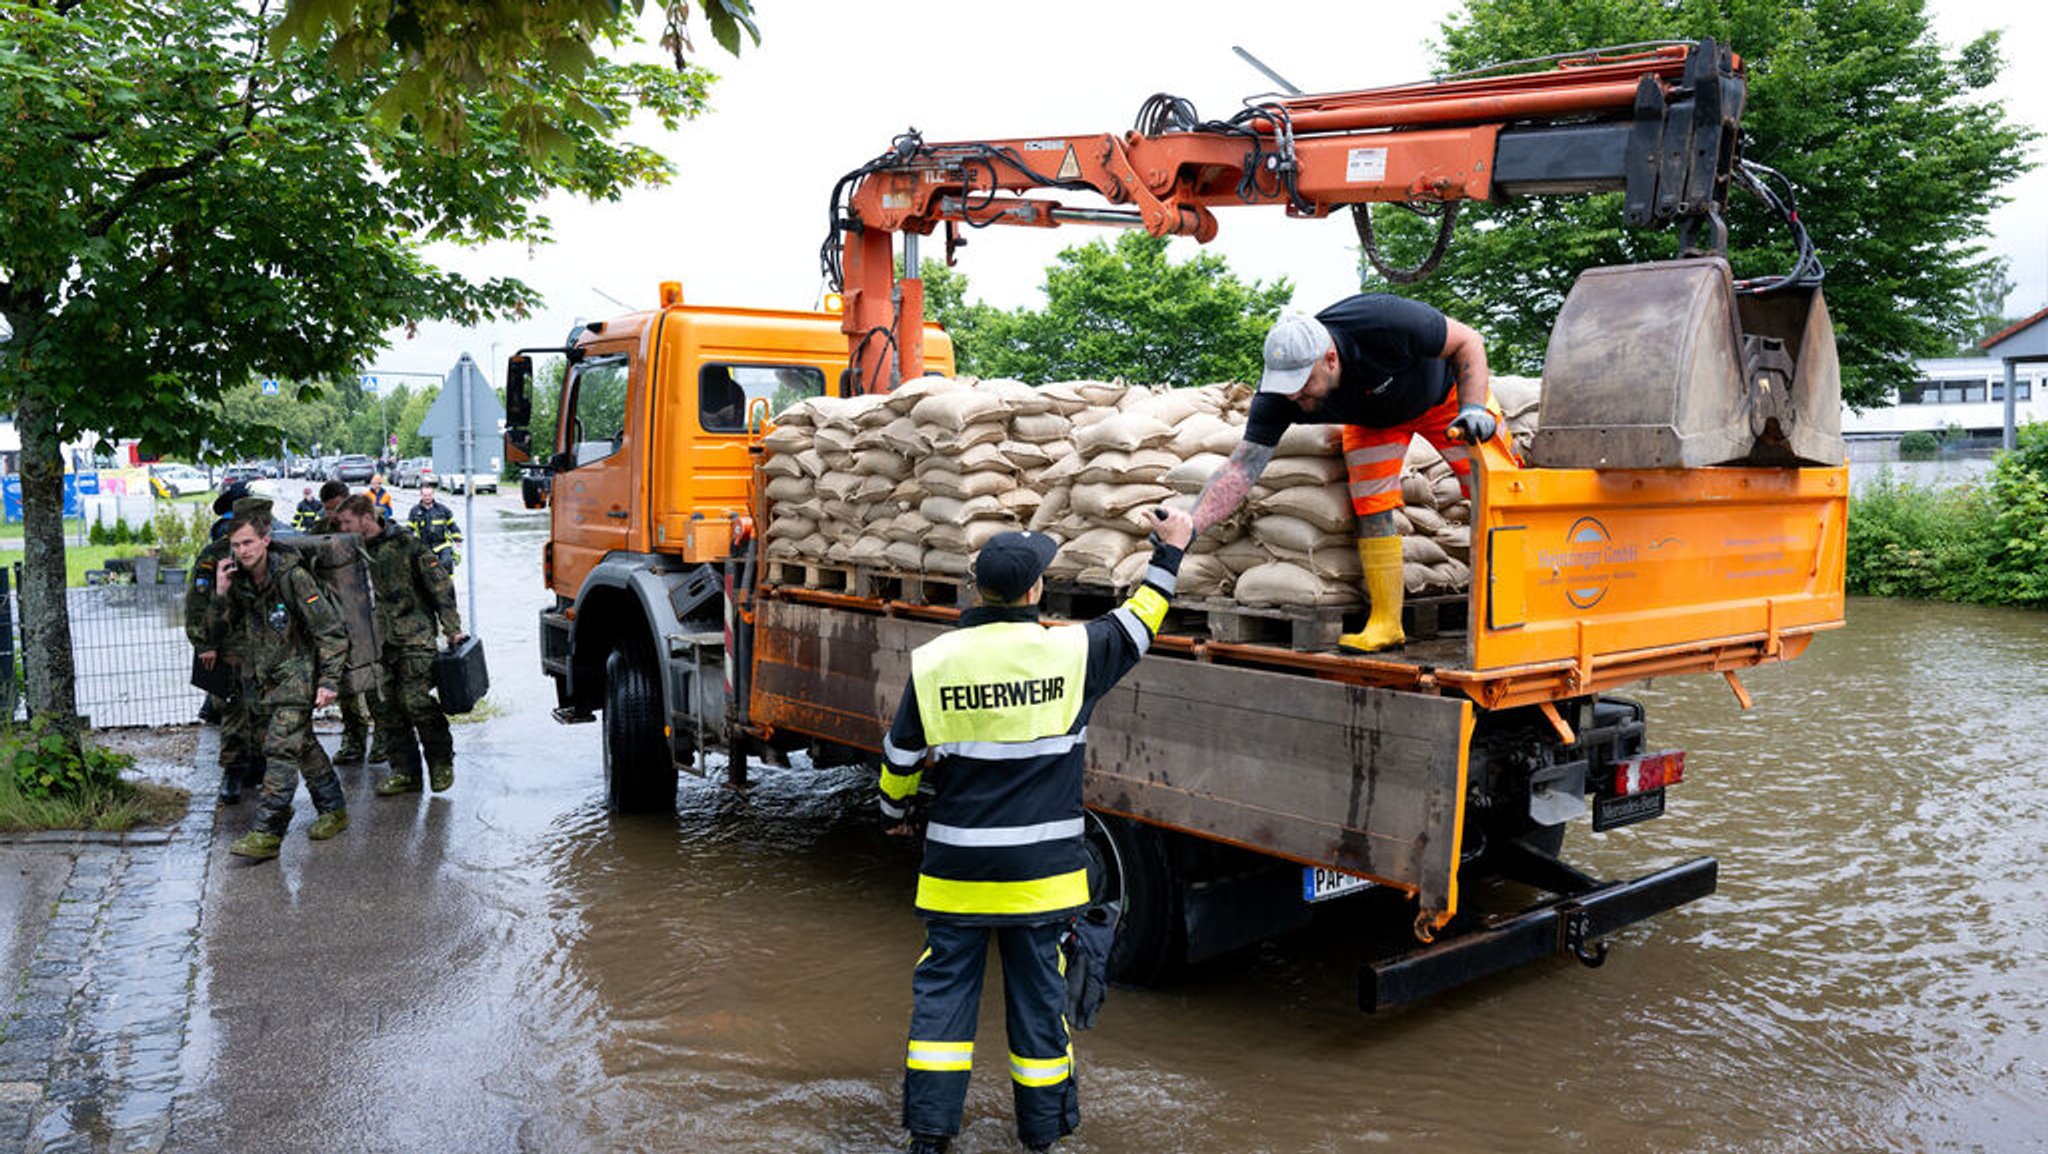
[373,0,2048,385]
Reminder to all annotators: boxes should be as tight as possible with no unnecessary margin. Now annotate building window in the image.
[1900,380,1934,404]
[1991,380,2035,403]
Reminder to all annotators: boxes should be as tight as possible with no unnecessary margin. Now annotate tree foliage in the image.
[0,0,711,742]
[924,232,1293,387]
[1357,0,2035,408]
[274,0,756,151]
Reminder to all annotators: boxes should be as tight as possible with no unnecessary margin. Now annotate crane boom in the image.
[828,39,1748,390]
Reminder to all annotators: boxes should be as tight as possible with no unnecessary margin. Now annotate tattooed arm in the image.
[1190,440,1276,533]
[1442,317,1492,407]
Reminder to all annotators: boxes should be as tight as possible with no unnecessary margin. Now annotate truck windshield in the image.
[700,364,825,433]
[567,354,631,464]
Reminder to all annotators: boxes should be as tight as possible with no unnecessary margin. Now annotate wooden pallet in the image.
[1403,594,1468,640]
[858,567,973,609]
[762,558,857,594]
[1180,598,1359,651]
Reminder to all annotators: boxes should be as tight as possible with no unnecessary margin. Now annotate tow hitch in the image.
[1359,857,1718,1012]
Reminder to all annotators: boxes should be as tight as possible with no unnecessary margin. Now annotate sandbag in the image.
[998,488,1042,518]
[1058,528,1140,571]
[940,442,1017,475]
[919,494,1007,523]
[854,449,912,480]
[1432,474,1465,506]
[766,515,816,541]
[1040,451,1085,485]
[1000,441,1056,471]
[793,449,828,479]
[925,421,1008,454]
[850,475,899,504]
[884,510,934,542]
[1259,455,1347,488]
[762,454,804,479]
[762,426,809,455]
[1033,382,1092,416]
[1234,562,1363,608]
[1256,486,1355,534]
[1029,485,1071,532]
[1401,474,1435,507]
[976,378,1055,416]
[1175,553,1235,598]
[884,375,962,415]
[879,417,930,456]
[765,475,813,504]
[1077,449,1180,486]
[884,540,927,570]
[920,468,1015,501]
[1075,413,1175,455]
[1402,535,1452,567]
[1250,513,1345,556]
[847,536,890,565]
[1070,482,1174,521]
[1274,423,1341,457]
[911,390,1009,432]
[1270,541,1362,582]
[1130,389,1205,427]
[928,519,1011,554]
[1163,453,1227,495]
[923,549,972,576]
[1010,412,1074,443]
[1404,504,1449,537]
[1168,413,1236,458]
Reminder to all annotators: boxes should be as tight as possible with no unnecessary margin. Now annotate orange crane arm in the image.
[828,40,1747,391]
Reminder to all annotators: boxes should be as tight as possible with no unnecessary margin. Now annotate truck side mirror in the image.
[504,355,533,465]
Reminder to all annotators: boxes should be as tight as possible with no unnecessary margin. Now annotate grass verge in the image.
[0,774,190,834]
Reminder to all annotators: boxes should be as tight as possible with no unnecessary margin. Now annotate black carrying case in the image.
[432,635,489,714]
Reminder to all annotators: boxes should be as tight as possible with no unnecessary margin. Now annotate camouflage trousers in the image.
[216,677,262,773]
[249,700,346,836]
[337,688,378,756]
[372,647,453,774]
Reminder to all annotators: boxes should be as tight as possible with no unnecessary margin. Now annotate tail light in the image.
[1612,751,1686,796]
[543,541,555,590]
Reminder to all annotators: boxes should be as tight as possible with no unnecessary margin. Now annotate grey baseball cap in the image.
[1258,312,1333,395]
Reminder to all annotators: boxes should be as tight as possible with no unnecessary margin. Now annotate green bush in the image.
[1847,425,2048,607]
[1897,430,1939,457]
[1,716,134,802]
[151,503,210,571]
[87,519,110,546]
[137,518,156,545]
[110,518,133,545]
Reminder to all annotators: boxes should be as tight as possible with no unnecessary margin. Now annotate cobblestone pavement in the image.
[0,736,218,1154]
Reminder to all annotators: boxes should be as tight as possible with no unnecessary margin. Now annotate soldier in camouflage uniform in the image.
[207,511,352,860]
[184,487,266,803]
[333,495,465,794]
[310,480,385,766]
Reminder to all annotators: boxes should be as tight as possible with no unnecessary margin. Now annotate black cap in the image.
[212,481,250,516]
[974,531,1059,601]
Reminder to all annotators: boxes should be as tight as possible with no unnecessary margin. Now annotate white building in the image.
[1843,308,2048,443]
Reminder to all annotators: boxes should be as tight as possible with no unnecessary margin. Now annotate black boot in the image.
[905,1136,950,1154]
[216,767,242,806]
[241,757,268,791]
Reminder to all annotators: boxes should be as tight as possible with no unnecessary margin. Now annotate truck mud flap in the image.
[1360,856,1717,1012]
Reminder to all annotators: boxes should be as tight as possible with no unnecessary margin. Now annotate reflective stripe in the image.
[1348,476,1402,499]
[916,868,1091,916]
[879,764,922,801]
[933,730,1086,762]
[1343,442,1409,468]
[925,817,1085,848]
[1125,585,1170,633]
[1437,444,1471,463]
[1010,1050,1073,1087]
[907,1039,974,1072]
[1110,607,1151,655]
[883,735,926,768]
[879,797,906,820]
[1143,565,1177,596]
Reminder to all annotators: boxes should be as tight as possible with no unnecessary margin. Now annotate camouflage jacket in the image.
[206,546,348,704]
[363,524,462,651]
[184,536,242,657]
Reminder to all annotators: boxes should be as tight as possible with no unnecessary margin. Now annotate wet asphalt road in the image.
[75,485,2048,1153]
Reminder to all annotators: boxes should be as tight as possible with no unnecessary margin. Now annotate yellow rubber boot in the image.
[1338,536,1406,653]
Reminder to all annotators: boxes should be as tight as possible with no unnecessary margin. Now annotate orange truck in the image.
[503,40,1848,1008]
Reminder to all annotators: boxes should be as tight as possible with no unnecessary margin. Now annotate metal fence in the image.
[3,566,200,730]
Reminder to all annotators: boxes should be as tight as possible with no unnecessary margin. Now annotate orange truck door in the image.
[550,343,640,595]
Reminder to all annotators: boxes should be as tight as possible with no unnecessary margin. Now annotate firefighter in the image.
[881,509,1195,1154]
[406,480,463,568]
[208,508,351,860]
[292,485,322,533]
[332,494,466,795]
[1191,298,1512,652]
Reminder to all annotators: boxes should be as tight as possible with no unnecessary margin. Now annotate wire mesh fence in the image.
[3,566,201,730]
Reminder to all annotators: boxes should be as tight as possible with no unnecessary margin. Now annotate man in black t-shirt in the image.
[1190,295,1512,652]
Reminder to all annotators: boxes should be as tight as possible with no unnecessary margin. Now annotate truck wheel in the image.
[603,641,676,813]
[1083,812,1184,987]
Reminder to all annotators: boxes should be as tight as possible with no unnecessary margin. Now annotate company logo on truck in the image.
[1536,517,1640,609]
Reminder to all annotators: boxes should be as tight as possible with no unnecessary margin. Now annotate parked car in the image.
[394,457,422,487]
[333,454,376,484]
[441,469,499,495]
[150,463,211,497]
[219,463,265,487]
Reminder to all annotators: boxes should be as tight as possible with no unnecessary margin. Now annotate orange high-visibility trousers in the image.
[1340,389,1513,517]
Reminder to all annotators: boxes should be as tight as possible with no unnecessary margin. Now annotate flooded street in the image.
[168,504,2046,1153]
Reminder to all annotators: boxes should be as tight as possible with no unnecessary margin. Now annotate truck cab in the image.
[505,284,954,806]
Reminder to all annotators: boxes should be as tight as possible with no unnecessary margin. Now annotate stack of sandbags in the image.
[760,372,1543,611]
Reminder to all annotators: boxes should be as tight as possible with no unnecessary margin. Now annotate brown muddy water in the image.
[181,510,2047,1153]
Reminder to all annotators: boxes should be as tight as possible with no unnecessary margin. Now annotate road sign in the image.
[260,379,279,396]
[360,374,378,392]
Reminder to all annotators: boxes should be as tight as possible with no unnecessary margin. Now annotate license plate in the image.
[1303,866,1376,903]
[1593,788,1666,832]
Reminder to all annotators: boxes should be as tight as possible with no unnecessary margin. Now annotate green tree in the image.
[0,1,709,749]
[1358,0,2034,408]
[947,232,1292,387]
[275,0,757,151]
[915,259,997,376]
[1959,260,2021,353]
